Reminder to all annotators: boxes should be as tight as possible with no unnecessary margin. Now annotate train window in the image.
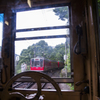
[40,59,43,67]
[0,13,3,70]
[97,0,100,96]
[14,4,73,90]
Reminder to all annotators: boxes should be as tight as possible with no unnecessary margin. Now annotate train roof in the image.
[31,56,45,60]
[31,56,63,63]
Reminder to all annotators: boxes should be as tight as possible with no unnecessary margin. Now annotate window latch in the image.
[75,80,89,86]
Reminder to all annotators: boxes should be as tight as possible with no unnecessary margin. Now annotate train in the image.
[30,57,64,71]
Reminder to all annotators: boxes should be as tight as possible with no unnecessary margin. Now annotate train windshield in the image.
[32,59,43,67]
[14,5,73,90]
[34,60,40,67]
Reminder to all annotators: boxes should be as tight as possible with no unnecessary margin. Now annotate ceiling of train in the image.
[0,0,70,6]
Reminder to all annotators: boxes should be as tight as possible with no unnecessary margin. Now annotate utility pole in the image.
[65,40,67,66]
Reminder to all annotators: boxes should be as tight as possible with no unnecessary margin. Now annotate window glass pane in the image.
[15,37,71,78]
[0,13,4,67]
[98,0,100,31]
[97,0,100,96]
[16,29,69,38]
[16,6,69,29]
[13,82,74,90]
[14,5,71,92]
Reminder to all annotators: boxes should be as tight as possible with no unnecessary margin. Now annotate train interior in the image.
[0,0,100,100]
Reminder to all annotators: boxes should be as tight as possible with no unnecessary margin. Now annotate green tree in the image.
[15,40,54,74]
[66,50,71,72]
[53,6,69,23]
[53,6,71,75]
[98,0,100,2]
[52,43,65,62]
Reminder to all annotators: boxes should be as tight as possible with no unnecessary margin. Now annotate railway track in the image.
[12,69,71,90]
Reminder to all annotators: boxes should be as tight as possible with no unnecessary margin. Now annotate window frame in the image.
[0,13,4,81]
[11,3,74,84]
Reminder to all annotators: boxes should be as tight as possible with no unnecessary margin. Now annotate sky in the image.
[16,7,68,29]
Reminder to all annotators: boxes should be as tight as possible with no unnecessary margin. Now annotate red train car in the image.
[30,57,64,71]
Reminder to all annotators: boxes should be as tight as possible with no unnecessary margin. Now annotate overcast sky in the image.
[16,7,68,29]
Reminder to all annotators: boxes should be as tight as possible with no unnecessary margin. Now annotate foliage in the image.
[53,6,69,23]
[53,6,69,21]
[98,0,100,3]
[50,43,65,62]
[66,50,71,72]
[66,83,74,90]
[53,6,71,75]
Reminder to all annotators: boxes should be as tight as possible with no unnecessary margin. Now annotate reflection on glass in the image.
[59,83,74,90]
[15,38,71,78]
[0,13,4,58]
[16,6,69,29]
